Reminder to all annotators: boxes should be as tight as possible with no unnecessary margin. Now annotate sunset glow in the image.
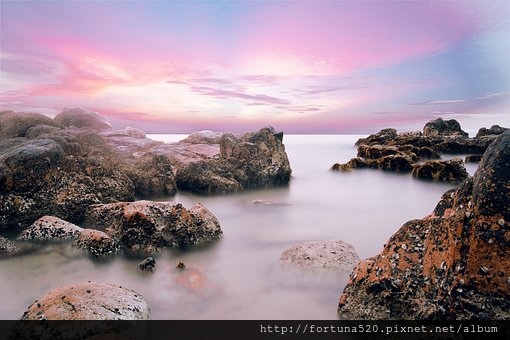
[1,0,509,133]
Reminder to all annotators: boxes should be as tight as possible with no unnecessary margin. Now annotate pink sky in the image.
[1,1,509,133]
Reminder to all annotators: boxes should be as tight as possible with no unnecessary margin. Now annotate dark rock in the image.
[176,127,291,194]
[475,125,508,138]
[412,158,468,182]
[472,131,510,220]
[20,281,149,320]
[176,261,186,270]
[126,153,176,197]
[423,118,468,137]
[138,257,156,271]
[332,155,414,173]
[18,216,82,241]
[0,111,62,141]
[0,236,18,255]
[54,107,112,131]
[86,201,222,252]
[356,144,401,160]
[280,240,359,272]
[355,128,397,146]
[73,229,120,257]
[465,154,483,163]
[338,131,510,319]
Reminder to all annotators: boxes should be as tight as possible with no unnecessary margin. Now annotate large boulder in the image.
[176,127,291,194]
[85,201,222,252]
[20,281,150,320]
[73,229,120,257]
[475,125,508,138]
[423,118,468,137]
[54,107,112,131]
[338,132,510,319]
[125,153,176,197]
[179,130,223,144]
[0,111,62,141]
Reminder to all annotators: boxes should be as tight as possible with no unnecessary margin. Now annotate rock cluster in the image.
[332,118,507,183]
[338,131,510,319]
[1,108,291,233]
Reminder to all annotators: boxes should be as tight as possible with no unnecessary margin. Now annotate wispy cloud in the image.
[476,92,504,99]
[189,85,290,105]
[409,99,465,105]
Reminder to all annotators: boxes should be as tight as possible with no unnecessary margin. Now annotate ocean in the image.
[0,134,478,319]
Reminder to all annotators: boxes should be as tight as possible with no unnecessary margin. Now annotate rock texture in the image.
[73,229,120,257]
[175,127,291,194]
[86,201,223,252]
[281,240,359,272]
[0,235,18,255]
[338,131,510,319]
[54,107,112,131]
[332,118,507,181]
[18,216,83,241]
[21,281,150,320]
[412,159,469,182]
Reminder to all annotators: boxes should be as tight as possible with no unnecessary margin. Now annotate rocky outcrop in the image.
[338,131,510,319]
[179,130,224,144]
[18,216,83,241]
[1,109,291,232]
[73,229,120,257]
[176,127,291,194]
[54,107,112,131]
[85,201,222,253]
[412,159,469,182]
[475,125,508,138]
[281,240,359,272]
[21,281,150,320]
[332,118,506,181]
[423,118,468,137]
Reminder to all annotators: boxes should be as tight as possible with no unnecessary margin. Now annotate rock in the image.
[412,158,468,182]
[280,240,359,272]
[54,107,112,131]
[138,257,156,271]
[0,236,19,255]
[356,144,401,160]
[73,229,120,257]
[176,127,291,194]
[125,153,176,197]
[472,131,510,220]
[338,131,510,319]
[475,125,508,138]
[250,199,288,206]
[86,201,222,252]
[0,111,62,141]
[179,130,223,144]
[355,128,397,146]
[101,127,146,139]
[18,216,83,241]
[423,118,468,137]
[176,261,186,270]
[332,155,414,173]
[20,281,150,320]
[465,154,483,163]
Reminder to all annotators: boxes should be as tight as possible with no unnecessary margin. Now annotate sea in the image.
[0,134,479,320]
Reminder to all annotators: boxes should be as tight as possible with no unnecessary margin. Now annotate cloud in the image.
[476,92,504,99]
[189,85,290,105]
[409,99,465,105]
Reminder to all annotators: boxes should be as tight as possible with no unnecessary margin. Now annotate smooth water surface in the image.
[0,135,471,320]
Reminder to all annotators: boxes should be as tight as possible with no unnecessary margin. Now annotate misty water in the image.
[0,135,479,320]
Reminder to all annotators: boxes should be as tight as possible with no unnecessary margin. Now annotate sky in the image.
[1,0,509,134]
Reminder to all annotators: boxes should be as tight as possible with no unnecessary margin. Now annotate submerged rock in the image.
[21,281,150,320]
[338,131,510,319]
[18,216,83,241]
[412,158,469,182]
[280,240,359,272]
[86,201,222,252]
[139,257,156,271]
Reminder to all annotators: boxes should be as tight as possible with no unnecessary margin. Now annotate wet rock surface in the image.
[281,240,359,272]
[332,119,507,182]
[18,216,83,241]
[86,201,223,252]
[21,281,150,320]
[139,257,156,271]
[338,131,510,319]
